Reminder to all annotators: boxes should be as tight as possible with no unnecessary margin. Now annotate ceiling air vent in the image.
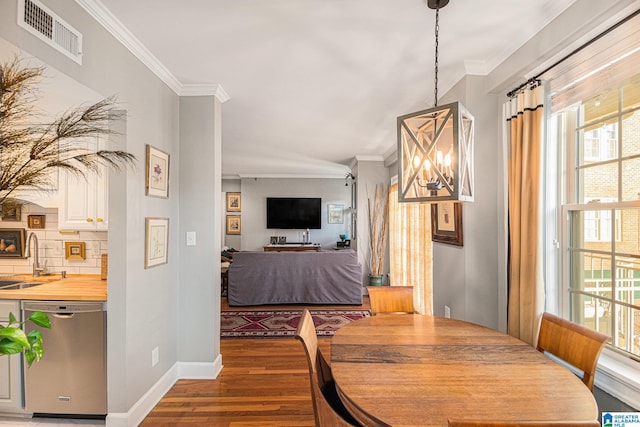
[17,0,83,65]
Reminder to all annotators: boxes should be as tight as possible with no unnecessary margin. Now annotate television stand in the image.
[263,244,320,252]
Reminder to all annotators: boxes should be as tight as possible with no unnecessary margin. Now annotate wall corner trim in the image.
[180,84,231,102]
[104,356,222,427]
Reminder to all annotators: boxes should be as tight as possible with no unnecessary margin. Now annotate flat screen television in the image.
[266,197,321,229]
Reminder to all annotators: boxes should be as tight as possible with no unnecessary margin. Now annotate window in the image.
[553,77,640,359]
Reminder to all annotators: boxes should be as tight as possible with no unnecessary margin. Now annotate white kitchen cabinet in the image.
[0,300,25,413]
[58,137,108,231]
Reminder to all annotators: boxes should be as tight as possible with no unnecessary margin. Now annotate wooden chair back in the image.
[367,286,415,315]
[536,312,609,391]
[448,421,601,427]
[295,309,356,427]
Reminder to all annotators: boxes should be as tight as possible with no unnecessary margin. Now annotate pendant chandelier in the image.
[397,0,474,203]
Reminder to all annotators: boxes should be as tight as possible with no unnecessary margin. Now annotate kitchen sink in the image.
[0,282,45,290]
[0,280,23,287]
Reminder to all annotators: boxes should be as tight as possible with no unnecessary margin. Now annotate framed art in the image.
[226,192,241,212]
[65,241,86,260]
[27,214,46,229]
[226,215,241,235]
[327,204,344,224]
[0,229,26,258]
[1,202,22,221]
[145,145,170,198]
[431,201,463,246]
[145,217,169,268]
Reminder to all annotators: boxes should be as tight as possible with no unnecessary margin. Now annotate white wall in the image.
[240,178,352,251]
[178,96,221,363]
[0,0,203,420]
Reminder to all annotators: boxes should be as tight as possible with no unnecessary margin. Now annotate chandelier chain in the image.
[434,3,440,107]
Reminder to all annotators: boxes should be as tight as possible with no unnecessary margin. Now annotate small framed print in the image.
[28,215,46,229]
[0,229,26,258]
[226,192,241,212]
[145,217,169,268]
[327,204,344,224]
[145,145,170,198]
[65,241,86,260]
[1,202,21,221]
[226,215,241,235]
[431,201,463,246]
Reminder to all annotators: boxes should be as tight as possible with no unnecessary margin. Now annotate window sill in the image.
[595,349,640,410]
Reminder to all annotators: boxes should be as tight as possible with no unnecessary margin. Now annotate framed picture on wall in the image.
[327,204,344,224]
[431,201,463,246]
[145,145,170,198]
[1,202,22,221]
[28,215,46,229]
[145,217,169,268]
[226,215,241,235]
[65,241,86,260]
[0,228,26,258]
[226,192,241,212]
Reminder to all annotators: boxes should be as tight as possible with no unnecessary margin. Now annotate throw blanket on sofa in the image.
[227,250,363,306]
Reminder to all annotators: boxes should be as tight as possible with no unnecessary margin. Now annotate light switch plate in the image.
[186,231,196,246]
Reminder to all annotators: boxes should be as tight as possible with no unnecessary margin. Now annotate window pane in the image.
[618,208,640,253]
[578,163,618,203]
[582,90,620,125]
[615,305,640,357]
[569,250,612,292]
[571,293,612,337]
[570,210,612,249]
[621,157,640,201]
[622,77,640,111]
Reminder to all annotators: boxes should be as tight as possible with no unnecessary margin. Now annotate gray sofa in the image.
[227,250,362,306]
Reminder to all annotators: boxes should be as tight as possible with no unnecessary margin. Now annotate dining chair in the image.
[448,421,601,427]
[367,286,415,315]
[295,309,362,427]
[536,312,609,391]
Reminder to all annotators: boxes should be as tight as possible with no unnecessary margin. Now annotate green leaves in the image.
[29,311,51,329]
[0,311,51,367]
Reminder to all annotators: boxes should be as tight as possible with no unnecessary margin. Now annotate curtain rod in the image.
[507,8,640,98]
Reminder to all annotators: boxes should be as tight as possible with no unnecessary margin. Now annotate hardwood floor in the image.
[140,298,369,426]
[140,339,316,426]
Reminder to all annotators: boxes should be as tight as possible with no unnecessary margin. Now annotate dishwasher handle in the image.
[52,313,75,319]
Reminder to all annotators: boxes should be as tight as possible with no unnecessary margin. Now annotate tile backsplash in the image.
[0,203,107,275]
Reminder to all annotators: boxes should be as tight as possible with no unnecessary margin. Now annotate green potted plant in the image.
[0,311,51,366]
[367,184,389,286]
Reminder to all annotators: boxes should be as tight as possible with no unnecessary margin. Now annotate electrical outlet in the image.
[152,347,159,367]
[444,305,451,318]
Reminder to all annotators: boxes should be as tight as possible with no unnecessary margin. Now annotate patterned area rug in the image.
[220,310,371,338]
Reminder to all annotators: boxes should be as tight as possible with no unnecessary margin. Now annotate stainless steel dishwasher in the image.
[22,301,107,416]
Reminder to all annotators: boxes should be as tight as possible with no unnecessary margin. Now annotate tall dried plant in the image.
[0,57,136,205]
[367,184,389,276]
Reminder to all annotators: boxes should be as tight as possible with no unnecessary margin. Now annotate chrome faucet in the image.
[25,232,46,277]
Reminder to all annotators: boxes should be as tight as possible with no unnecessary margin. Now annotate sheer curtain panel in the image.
[388,184,433,315]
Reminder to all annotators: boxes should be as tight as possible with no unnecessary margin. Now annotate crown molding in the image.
[180,84,230,102]
[75,0,182,94]
[75,0,230,99]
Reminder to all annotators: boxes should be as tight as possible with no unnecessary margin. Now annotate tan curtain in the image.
[504,85,545,345]
[388,184,433,315]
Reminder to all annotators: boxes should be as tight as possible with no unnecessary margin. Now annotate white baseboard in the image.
[105,354,223,427]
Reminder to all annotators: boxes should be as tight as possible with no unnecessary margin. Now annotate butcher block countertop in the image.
[0,274,106,301]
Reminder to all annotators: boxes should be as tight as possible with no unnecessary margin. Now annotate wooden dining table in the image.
[331,315,599,427]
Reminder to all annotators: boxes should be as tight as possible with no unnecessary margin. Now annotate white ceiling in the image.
[96,0,578,178]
